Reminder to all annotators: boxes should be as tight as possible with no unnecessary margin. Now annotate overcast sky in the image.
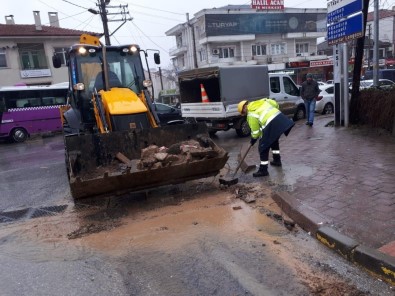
[1,0,381,68]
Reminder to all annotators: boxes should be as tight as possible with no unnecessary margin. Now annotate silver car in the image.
[360,79,395,90]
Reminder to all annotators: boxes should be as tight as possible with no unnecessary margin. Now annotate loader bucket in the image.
[64,123,229,199]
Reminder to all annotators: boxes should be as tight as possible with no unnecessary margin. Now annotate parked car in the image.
[316,84,334,115]
[152,102,184,125]
[360,79,395,90]
[326,80,334,84]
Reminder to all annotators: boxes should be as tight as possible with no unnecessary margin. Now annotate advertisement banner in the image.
[205,13,327,36]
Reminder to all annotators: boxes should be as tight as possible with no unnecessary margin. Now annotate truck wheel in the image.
[184,117,196,124]
[322,103,334,115]
[293,105,306,121]
[235,118,250,137]
[11,127,28,143]
[208,130,217,136]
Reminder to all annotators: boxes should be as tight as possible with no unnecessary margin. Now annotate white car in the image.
[316,84,334,114]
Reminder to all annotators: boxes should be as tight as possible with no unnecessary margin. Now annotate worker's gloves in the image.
[250,138,258,146]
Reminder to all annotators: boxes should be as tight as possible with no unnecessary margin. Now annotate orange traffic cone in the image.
[200,84,210,103]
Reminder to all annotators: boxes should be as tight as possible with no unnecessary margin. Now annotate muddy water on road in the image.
[0,183,388,295]
[82,188,284,252]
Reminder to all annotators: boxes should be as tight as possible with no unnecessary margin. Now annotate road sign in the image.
[327,13,363,45]
[327,0,363,24]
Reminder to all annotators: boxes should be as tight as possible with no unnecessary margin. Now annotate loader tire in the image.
[62,123,72,181]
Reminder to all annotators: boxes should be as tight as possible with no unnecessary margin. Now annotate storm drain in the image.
[74,198,109,212]
[272,184,294,192]
[0,205,68,224]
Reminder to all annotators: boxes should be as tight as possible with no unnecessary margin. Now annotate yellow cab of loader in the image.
[52,34,228,199]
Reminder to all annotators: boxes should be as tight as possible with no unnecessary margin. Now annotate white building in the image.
[0,11,100,87]
[166,5,328,72]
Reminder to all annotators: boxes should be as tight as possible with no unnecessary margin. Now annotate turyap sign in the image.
[205,13,327,36]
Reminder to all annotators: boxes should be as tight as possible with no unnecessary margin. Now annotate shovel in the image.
[219,143,253,186]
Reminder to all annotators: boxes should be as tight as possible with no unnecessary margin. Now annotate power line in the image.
[61,0,89,10]
[38,0,103,30]
[130,9,184,22]
[130,21,168,52]
[126,22,147,49]
[118,1,185,16]
[76,14,96,30]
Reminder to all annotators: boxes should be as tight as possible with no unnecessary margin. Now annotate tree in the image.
[350,0,370,124]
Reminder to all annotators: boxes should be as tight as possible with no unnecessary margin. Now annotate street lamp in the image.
[88,8,99,15]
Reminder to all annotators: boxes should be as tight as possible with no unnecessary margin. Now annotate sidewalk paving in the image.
[243,114,395,285]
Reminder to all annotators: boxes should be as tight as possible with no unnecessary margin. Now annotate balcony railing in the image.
[169,44,187,56]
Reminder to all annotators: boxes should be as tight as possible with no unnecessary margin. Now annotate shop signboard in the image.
[251,0,284,10]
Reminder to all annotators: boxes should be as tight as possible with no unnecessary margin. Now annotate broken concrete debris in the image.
[136,139,219,170]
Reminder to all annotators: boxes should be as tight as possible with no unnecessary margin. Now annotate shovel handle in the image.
[232,143,253,178]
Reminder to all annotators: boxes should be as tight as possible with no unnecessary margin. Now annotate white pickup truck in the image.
[178,65,305,137]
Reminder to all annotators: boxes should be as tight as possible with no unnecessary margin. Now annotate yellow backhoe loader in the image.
[53,34,228,199]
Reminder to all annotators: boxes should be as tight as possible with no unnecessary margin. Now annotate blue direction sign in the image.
[327,12,363,45]
[327,0,363,24]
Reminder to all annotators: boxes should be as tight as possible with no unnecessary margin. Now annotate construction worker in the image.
[237,99,294,177]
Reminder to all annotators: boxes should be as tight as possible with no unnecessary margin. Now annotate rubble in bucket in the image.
[137,135,220,170]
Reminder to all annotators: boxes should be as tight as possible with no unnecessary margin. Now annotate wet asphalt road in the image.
[0,130,393,295]
[0,135,71,211]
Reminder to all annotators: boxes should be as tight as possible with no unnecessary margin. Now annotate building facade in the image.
[166,5,327,75]
[365,9,395,68]
[0,11,100,87]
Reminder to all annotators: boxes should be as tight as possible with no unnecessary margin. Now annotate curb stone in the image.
[272,192,395,286]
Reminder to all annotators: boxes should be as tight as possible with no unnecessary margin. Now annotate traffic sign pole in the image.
[342,43,349,127]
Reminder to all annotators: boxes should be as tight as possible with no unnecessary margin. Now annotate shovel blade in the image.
[219,177,239,186]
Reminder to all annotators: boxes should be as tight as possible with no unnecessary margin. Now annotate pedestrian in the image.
[300,73,320,126]
[237,99,294,177]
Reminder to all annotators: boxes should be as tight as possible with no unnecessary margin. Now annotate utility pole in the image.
[373,0,379,86]
[99,0,111,45]
[367,24,371,70]
[158,67,164,90]
[90,0,132,46]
